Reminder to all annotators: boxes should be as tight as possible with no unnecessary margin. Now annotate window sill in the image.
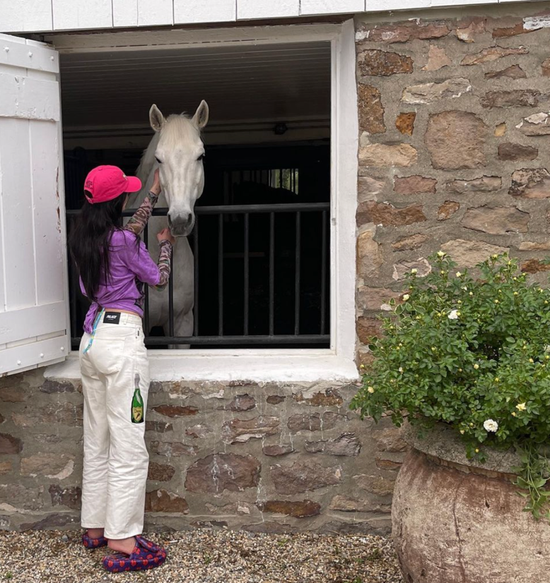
[44,351,359,383]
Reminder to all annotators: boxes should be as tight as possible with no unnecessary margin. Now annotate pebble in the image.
[0,529,404,582]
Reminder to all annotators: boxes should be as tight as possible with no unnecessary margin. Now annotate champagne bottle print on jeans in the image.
[131,373,144,424]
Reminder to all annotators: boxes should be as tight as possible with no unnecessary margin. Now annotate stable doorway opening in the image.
[60,41,331,350]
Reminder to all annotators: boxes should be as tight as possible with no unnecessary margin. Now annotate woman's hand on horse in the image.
[157,228,175,246]
[150,169,161,196]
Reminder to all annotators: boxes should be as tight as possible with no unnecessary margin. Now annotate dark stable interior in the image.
[65,142,331,349]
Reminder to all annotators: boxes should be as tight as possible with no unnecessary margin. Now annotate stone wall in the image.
[355,5,550,364]
[0,371,404,534]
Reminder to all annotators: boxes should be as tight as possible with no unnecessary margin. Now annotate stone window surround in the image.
[45,21,360,383]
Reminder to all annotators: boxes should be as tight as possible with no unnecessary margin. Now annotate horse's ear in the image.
[149,104,165,132]
[193,100,209,129]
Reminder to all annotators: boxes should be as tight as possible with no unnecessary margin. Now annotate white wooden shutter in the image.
[0,33,69,376]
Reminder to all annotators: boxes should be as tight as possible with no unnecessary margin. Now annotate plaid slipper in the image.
[102,536,167,573]
[82,531,108,549]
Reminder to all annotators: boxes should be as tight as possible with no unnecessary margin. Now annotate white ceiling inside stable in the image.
[59,42,332,136]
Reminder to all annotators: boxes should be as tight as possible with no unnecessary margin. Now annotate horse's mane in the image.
[136,131,160,182]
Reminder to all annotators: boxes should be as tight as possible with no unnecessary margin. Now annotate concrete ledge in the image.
[44,353,360,383]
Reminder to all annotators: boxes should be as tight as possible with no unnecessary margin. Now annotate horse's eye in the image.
[197,154,205,162]
[155,156,162,164]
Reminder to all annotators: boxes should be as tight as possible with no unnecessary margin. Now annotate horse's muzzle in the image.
[168,212,195,237]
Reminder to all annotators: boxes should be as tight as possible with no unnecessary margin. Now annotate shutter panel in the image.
[0,33,69,376]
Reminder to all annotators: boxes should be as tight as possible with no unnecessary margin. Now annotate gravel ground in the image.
[0,529,404,583]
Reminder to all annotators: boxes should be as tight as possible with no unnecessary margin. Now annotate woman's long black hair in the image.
[69,193,127,301]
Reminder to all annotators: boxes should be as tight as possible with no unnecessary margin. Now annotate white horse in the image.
[127,101,209,343]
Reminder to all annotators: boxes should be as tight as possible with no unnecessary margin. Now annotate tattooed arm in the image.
[154,240,173,290]
[123,191,159,237]
[124,169,162,236]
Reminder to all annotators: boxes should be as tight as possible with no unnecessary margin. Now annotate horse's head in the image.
[149,101,209,237]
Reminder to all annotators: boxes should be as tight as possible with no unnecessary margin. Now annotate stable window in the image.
[1,23,358,381]
[62,42,332,350]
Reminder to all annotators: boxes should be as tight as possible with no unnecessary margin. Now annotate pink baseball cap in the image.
[84,165,142,204]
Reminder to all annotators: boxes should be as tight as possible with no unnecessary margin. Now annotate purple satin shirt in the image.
[80,229,162,333]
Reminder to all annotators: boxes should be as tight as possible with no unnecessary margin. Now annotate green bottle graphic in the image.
[131,373,144,424]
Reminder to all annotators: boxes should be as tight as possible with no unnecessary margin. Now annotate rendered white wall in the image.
[52,0,112,30]
[113,0,174,27]
[0,0,52,32]
[174,0,236,24]
[1,0,548,33]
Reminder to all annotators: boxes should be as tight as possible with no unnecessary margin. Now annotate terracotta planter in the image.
[392,424,550,583]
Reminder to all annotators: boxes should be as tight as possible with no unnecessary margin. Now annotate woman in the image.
[70,165,174,573]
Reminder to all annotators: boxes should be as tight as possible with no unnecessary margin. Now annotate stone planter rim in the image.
[402,421,522,475]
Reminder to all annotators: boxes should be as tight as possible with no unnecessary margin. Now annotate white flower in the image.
[399,367,404,373]
[367,386,375,394]
[411,268,418,275]
[402,294,410,301]
[448,310,459,320]
[483,419,498,433]
[516,402,526,412]
[456,272,462,277]
[437,251,445,257]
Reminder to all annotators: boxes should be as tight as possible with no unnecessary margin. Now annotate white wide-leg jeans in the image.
[79,311,150,540]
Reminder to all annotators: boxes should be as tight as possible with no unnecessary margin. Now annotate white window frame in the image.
[45,20,359,382]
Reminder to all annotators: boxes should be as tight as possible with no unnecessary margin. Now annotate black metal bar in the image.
[218,214,224,336]
[168,246,174,338]
[269,212,275,337]
[320,210,327,336]
[194,203,329,215]
[143,335,330,346]
[244,213,249,335]
[66,202,330,217]
[67,201,332,347]
[193,216,199,336]
[143,224,150,334]
[294,211,301,335]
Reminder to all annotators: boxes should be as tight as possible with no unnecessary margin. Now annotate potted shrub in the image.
[351,252,550,583]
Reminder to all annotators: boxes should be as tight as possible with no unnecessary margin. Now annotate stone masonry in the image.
[355,6,550,365]
[0,371,403,535]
